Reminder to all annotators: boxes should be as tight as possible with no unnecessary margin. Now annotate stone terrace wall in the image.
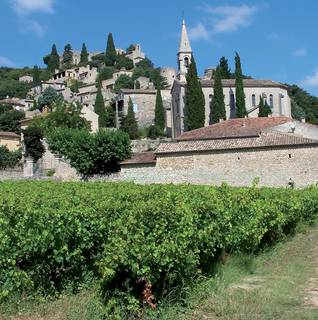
[0,166,23,180]
[87,145,318,188]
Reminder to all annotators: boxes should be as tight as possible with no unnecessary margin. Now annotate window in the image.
[133,103,138,113]
[184,57,189,68]
[209,94,213,104]
[269,94,274,108]
[252,94,256,106]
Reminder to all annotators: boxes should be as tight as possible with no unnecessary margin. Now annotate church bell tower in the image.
[177,19,192,82]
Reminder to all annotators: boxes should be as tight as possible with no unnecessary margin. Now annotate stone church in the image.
[171,20,292,138]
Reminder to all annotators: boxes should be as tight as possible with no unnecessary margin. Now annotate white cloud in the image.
[292,48,307,58]
[11,0,55,15]
[26,20,45,37]
[0,56,15,67]
[207,5,258,33]
[189,23,210,41]
[302,69,318,87]
[189,4,258,41]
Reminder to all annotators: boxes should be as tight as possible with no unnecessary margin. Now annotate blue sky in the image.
[1,0,318,95]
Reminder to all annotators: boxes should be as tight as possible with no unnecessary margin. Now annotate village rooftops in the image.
[177,117,293,141]
[0,98,25,107]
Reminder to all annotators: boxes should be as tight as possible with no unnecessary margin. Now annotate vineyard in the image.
[0,181,318,317]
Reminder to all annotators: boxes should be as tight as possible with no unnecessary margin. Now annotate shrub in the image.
[46,128,131,176]
[23,126,45,162]
[0,146,21,169]
[0,182,317,314]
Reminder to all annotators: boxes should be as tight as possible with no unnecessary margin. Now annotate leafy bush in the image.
[0,146,21,169]
[0,182,317,316]
[0,109,25,134]
[46,128,131,176]
[23,125,45,162]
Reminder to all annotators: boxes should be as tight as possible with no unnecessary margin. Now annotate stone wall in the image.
[0,166,23,180]
[155,146,318,187]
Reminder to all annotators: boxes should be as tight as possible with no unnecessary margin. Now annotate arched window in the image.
[252,94,256,106]
[269,94,274,108]
[184,57,189,68]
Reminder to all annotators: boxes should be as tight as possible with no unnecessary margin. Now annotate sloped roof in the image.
[156,132,318,154]
[177,117,292,141]
[179,19,192,53]
[0,131,20,139]
[0,99,24,107]
[121,152,156,165]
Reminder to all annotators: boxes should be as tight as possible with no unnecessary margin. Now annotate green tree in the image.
[43,44,60,72]
[210,67,226,124]
[235,52,247,118]
[46,128,131,175]
[35,102,91,132]
[184,56,205,131]
[218,56,231,79]
[116,54,134,70]
[0,146,21,169]
[258,96,272,117]
[154,88,165,131]
[0,109,25,134]
[105,104,116,128]
[32,66,41,86]
[94,86,107,128]
[49,44,60,72]
[291,97,306,121]
[37,86,63,111]
[23,125,45,162]
[79,43,89,66]
[62,44,73,69]
[114,75,134,93]
[121,97,139,139]
[96,67,113,84]
[105,33,117,66]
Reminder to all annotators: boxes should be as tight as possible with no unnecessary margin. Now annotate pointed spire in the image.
[179,19,192,53]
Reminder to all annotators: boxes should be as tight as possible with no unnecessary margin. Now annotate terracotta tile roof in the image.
[156,132,318,154]
[121,152,156,165]
[0,131,20,139]
[177,117,293,141]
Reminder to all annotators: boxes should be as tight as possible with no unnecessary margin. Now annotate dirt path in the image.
[303,245,318,309]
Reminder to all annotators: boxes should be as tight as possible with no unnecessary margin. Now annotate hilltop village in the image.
[0,20,318,187]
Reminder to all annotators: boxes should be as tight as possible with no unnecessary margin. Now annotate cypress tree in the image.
[184,56,205,131]
[258,96,272,117]
[210,67,226,124]
[32,65,41,86]
[235,52,247,118]
[94,86,107,128]
[80,43,89,66]
[218,56,231,79]
[154,88,165,131]
[49,44,60,72]
[62,44,73,70]
[121,98,139,139]
[105,33,117,66]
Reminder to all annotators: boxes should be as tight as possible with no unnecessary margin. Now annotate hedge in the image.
[0,181,317,315]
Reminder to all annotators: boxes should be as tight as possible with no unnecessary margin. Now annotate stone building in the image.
[126,44,146,65]
[19,75,33,83]
[116,88,173,134]
[117,117,318,187]
[171,20,292,138]
[0,131,20,151]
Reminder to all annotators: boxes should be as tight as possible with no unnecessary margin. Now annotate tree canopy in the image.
[37,86,63,111]
[105,33,117,67]
[184,56,205,131]
[154,88,165,131]
[120,97,139,139]
[235,52,247,118]
[62,44,73,70]
[210,67,226,124]
[79,43,89,66]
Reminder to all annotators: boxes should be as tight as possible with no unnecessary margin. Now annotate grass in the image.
[1,224,318,320]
